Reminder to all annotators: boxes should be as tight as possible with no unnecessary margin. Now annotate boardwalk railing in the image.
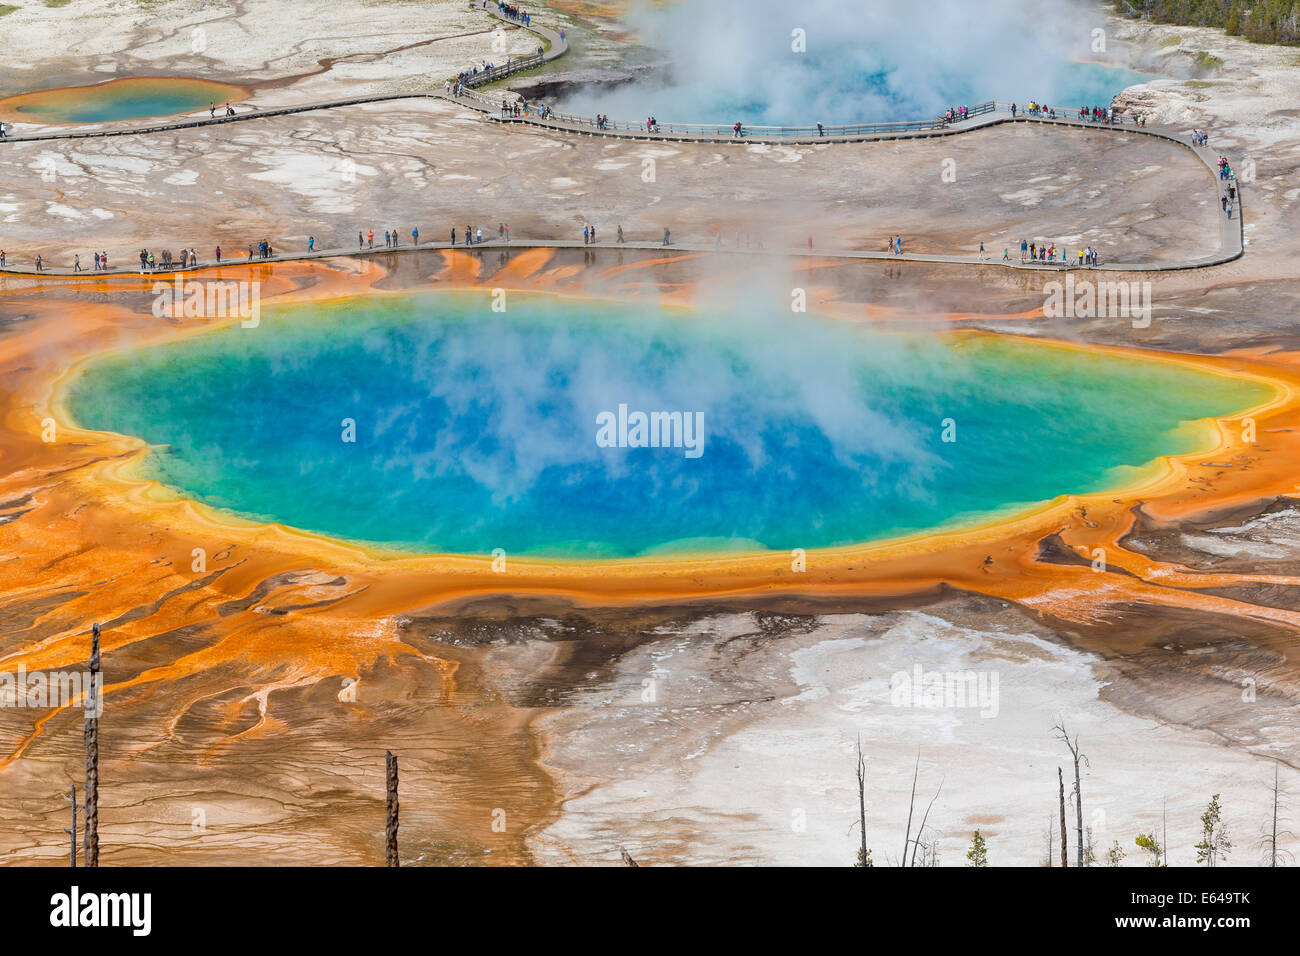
[466,98,1000,139]
[460,48,549,87]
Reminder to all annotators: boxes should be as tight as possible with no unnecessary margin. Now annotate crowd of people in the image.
[492,0,531,27]
[1218,155,1239,218]
[135,247,202,271]
[1008,101,1147,127]
[1015,238,1100,266]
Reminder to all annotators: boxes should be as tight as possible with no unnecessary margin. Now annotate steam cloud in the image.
[559,0,1132,125]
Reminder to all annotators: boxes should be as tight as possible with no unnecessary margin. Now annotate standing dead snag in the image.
[385,750,399,867]
[1058,767,1068,868]
[64,786,77,868]
[901,751,920,867]
[1052,720,1088,866]
[83,623,101,868]
[1256,762,1294,866]
[909,775,944,867]
[1268,764,1279,868]
[855,735,868,867]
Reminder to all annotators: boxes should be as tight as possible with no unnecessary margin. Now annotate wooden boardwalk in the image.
[0,5,1243,277]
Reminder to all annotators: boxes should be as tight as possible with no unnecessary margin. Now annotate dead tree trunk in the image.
[856,736,867,867]
[901,752,919,867]
[1058,767,1068,868]
[1269,763,1279,867]
[385,750,399,867]
[910,776,944,867]
[83,623,100,868]
[64,785,77,868]
[1052,721,1088,867]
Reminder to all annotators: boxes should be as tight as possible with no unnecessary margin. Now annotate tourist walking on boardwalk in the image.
[617,225,624,243]
[391,227,399,247]
[583,224,589,245]
[476,226,483,244]
[978,241,986,260]
[74,254,81,272]
[308,236,315,252]
[413,227,419,245]
[35,255,42,272]
[662,227,670,246]
[451,227,456,245]
[590,225,596,243]
[0,251,5,267]
[465,226,472,246]
[367,229,375,248]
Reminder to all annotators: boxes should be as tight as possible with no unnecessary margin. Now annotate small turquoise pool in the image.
[0,77,248,125]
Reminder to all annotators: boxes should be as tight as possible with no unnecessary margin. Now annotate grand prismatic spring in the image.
[2,0,1300,913]
[63,293,1270,556]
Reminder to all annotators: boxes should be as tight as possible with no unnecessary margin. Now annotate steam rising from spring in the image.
[560,0,1138,125]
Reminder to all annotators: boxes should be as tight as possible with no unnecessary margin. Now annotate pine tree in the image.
[1106,840,1126,867]
[1194,793,1232,866]
[1135,832,1164,866]
[966,829,988,867]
